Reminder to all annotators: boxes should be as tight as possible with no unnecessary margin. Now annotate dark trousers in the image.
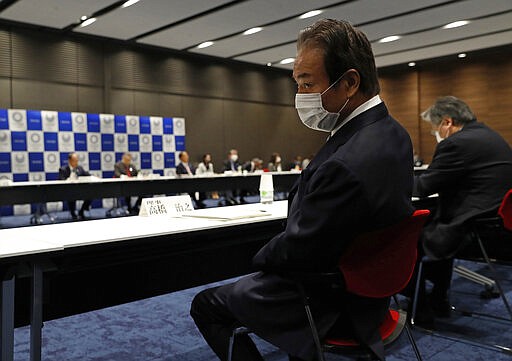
[403,246,454,305]
[67,199,91,215]
[190,286,306,361]
[124,196,142,211]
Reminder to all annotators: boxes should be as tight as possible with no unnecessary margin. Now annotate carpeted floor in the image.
[3,198,512,360]
[9,260,512,361]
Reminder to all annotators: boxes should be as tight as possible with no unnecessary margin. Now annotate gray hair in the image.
[421,96,476,126]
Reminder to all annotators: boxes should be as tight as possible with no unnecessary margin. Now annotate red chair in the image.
[228,209,430,361]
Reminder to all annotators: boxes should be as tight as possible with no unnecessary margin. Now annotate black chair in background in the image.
[411,189,512,353]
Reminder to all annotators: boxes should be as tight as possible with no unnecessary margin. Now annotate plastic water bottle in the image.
[259,173,274,204]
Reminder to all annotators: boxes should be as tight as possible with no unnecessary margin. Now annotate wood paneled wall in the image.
[1,23,510,170]
[379,45,512,163]
[0,26,325,172]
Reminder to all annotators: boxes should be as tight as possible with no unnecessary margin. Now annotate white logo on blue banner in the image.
[139,134,152,152]
[77,151,89,171]
[41,111,59,132]
[150,117,163,135]
[163,135,175,152]
[8,109,27,131]
[130,152,140,169]
[1,108,185,215]
[0,173,13,181]
[100,114,115,133]
[126,116,139,134]
[87,133,101,152]
[11,152,29,173]
[44,152,60,173]
[152,152,164,170]
[0,130,11,151]
[58,132,75,152]
[29,172,45,182]
[114,134,128,152]
[173,117,185,136]
[101,152,115,171]
[72,112,87,133]
[27,131,44,152]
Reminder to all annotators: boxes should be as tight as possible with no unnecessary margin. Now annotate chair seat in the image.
[324,309,406,348]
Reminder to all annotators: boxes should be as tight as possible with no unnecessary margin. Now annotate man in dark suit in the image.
[114,152,142,214]
[190,19,414,361]
[176,151,205,208]
[221,149,244,205]
[409,96,512,324]
[58,152,92,220]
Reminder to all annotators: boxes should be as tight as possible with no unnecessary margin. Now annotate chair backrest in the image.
[498,189,512,231]
[338,209,430,298]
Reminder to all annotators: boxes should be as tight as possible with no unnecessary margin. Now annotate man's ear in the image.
[444,117,454,127]
[342,69,360,98]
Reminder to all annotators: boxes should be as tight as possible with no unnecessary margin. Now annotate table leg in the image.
[30,263,43,361]
[1,275,15,361]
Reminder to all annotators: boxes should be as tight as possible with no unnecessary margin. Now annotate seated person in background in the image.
[288,155,303,171]
[268,152,283,172]
[58,152,92,220]
[243,157,263,173]
[221,149,244,205]
[196,153,218,203]
[406,96,512,325]
[114,152,142,215]
[176,151,196,176]
[223,148,241,173]
[176,151,204,208]
[196,153,214,175]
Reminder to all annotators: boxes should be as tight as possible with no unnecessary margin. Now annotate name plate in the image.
[138,195,194,217]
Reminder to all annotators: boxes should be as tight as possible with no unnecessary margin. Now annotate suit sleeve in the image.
[58,167,67,180]
[80,166,90,176]
[414,138,466,198]
[252,159,370,272]
[114,163,122,178]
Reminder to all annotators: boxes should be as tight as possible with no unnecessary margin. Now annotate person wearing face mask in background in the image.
[404,95,512,327]
[221,149,245,205]
[190,19,414,361]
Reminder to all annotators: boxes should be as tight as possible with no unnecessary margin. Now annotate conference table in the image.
[0,171,301,207]
[0,168,434,361]
[0,201,289,361]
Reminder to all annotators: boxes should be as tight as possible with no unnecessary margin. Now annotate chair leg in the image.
[475,232,512,320]
[410,258,425,326]
[392,295,424,361]
[296,284,325,361]
[228,331,235,361]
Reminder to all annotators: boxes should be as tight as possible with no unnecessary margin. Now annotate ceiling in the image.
[0,0,510,71]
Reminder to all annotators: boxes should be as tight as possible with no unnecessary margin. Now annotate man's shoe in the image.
[70,212,78,220]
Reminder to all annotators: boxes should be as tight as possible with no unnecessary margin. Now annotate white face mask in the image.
[295,72,350,132]
[434,130,444,143]
[230,154,238,162]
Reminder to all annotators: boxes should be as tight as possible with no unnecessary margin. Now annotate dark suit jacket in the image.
[222,159,240,172]
[58,165,90,180]
[114,161,138,178]
[224,102,414,360]
[176,162,196,175]
[414,121,512,260]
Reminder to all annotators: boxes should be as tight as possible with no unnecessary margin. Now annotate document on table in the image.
[180,208,272,220]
